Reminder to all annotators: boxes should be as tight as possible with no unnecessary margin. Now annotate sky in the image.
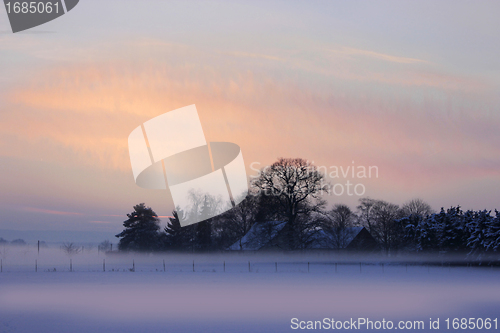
[0,0,499,235]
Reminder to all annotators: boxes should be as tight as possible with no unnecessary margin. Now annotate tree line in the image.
[115,158,500,260]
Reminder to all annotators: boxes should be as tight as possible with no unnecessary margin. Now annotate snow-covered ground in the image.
[1,246,499,332]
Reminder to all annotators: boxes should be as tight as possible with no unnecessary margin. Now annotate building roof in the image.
[228,222,371,251]
[228,221,286,251]
[307,226,365,249]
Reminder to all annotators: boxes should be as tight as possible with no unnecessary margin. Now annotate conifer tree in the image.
[115,203,160,252]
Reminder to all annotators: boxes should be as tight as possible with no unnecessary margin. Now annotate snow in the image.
[1,245,500,332]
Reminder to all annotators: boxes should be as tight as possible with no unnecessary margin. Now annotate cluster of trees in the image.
[351,198,500,258]
[0,238,27,246]
[115,196,265,252]
[116,158,329,252]
[115,157,500,259]
[355,197,433,254]
[402,207,500,257]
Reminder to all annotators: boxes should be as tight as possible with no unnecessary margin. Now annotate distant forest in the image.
[115,158,500,261]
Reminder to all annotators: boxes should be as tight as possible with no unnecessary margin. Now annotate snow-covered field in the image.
[1,246,499,332]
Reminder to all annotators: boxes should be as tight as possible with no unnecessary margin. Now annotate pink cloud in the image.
[1,38,498,209]
[24,207,83,216]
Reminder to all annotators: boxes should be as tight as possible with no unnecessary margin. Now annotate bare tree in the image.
[61,242,82,255]
[357,198,404,254]
[182,189,230,226]
[373,201,404,254]
[326,204,356,249]
[252,158,328,249]
[221,192,260,250]
[356,197,378,233]
[98,240,112,252]
[401,198,434,217]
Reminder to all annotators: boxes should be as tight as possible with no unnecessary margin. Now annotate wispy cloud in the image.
[2,37,498,211]
[24,207,83,216]
[221,51,283,62]
[2,46,497,182]
[334,46,428,64]
[21,208,165,220]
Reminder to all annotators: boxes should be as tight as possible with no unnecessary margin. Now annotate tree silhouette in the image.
[61,242,81,255]
[98,240,112,252]
[222,192,260,250]
[196,196,213,251]
[115,203,160,252]
[401,198,434,217]
[326,204,356,249]
[164,210,196,251]
[253,158,327,249]
[164,210,182,248]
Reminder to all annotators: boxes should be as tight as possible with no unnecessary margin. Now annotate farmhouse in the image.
[228,221,377,251]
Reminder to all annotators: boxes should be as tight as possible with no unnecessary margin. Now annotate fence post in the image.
[335,263,337,273]
[223,261,225,272]
[1,259,2,272]
[308,262,310,273]
[132,259,135,272]
[163,259,165,272]
[248,261,251,272]
[192,260,194,272]
[38,240,40,255]
[103,259,105,272]
[35,259,37,272]
[275,262,277,273]
[70,259,72,272]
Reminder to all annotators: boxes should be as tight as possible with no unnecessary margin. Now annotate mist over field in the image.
[1,1,499,332]
[0,244,499,332]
